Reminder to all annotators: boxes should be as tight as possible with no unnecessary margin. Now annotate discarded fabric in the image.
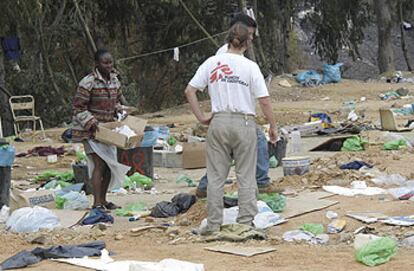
[16,146,65,157]
[339,161,373,170]
[6,206,60,233]
[0,241,105,270]
[204,224,266,242]
[283,230,329,245]
[150,193,196,218]
[81,208,114,225]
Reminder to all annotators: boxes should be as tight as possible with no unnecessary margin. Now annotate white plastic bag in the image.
[61,191,89,210]
[372,174,407,186]
[0,205,10,223]
[6,206,60,233]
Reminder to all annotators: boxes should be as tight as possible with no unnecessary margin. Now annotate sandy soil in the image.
[2,78,414,270]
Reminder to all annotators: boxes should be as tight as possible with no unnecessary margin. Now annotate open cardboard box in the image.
[95,116,147,149]
[182,142,206,169]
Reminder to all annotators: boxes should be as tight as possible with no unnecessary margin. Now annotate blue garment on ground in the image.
[198,128,270,192]
[1,37,21,60]
[81,208,114,225]
[321,63,343,84]
[339,161,373,170]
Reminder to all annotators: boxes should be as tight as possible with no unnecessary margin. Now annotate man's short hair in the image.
[230,13,257,28]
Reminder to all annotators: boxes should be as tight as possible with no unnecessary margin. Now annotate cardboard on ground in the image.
[205,246,276,257]
[283,191,338,219]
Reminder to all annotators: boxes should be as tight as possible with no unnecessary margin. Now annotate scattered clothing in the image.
[0,37,21,60]
[1,241,105,270]
[150,193,196,218]
[16,146,65,157]
[204,224,265,242]
[339,161,373,170]
[81,208,114,225]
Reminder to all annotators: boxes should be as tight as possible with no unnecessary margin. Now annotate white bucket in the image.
[282,156,310,176]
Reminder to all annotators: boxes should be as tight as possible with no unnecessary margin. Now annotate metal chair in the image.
[8,95,45,138]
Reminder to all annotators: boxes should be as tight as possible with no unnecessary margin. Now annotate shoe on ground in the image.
[195,188,207,198]
[198,224,220,236]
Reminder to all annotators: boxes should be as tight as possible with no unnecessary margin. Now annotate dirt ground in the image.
[2,78,414,270]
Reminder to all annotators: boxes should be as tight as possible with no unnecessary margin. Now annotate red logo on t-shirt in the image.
[210,62,233,83]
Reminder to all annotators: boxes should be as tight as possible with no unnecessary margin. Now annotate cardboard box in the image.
[182,142,206,169]
[153,150,182,168]
[10,188,55,211]
[95,116,147,149]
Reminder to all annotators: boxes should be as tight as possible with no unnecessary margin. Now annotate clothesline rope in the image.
[117,31,228,62]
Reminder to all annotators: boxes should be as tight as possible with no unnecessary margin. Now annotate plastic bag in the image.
[257,193,286,213]
[341,136,367,152]
[0,145,15,167]
[371,174,407,186]
[321,63,343,84]
[35,170,74,183]
[0,205,10,223]
[296,70,322,85]
[355,237,397,266]
[269,156,278,168]
[384,139,407,150]
[141,129,159,147]
[124,172,153,189]
[61,191,89,210]
[115,202,146,216]
[300,223,324,235]
[253,212,283,229]
[44,179,73,190]
[176,175,196,187]
[6,206,60,233]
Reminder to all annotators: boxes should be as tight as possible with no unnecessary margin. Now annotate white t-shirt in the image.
[216,44,229,55]
[189,53,269,115]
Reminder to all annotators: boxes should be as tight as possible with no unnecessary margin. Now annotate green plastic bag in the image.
[383,139,407,150]
[115,202,146,216]
[341,136,367,152]
[257,193,286,213]
[76,151,87,163]
[300,223,324,235]
[55,196,66,209]
[34,170,74,183]
[44,179,73,190]
[124,173,153,189]
[176,175,196,187]
[167,136,177,146]
[355,237,397,266]
[269,156,278,168]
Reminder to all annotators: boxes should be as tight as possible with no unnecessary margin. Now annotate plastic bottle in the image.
[290,129,302,153]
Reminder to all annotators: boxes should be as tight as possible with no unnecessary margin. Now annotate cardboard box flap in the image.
[122,116,147,135]
[182,142,206,169]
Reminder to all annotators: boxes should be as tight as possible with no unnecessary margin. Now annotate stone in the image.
[27,234,50,245]
[115,233,124,241]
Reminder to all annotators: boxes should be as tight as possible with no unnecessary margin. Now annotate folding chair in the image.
[8,95,46,138]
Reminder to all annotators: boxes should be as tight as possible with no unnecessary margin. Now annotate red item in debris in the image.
[16,146,65,157]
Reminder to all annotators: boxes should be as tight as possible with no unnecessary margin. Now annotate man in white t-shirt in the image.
[185,23,277,235]
[196,14,273,198]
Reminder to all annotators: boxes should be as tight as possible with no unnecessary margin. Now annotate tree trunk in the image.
[0,52,14,137]
[399,0,412,71]
[374,0,395,73]
[238,0,257,62]
[73,0,97,53]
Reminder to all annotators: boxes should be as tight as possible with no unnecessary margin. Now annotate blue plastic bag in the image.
[0,145,15,167]
[141,130,159,147]
[296,70,322,87]
[321,63,343,84]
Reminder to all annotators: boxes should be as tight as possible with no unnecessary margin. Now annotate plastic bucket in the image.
[282,156,310,176]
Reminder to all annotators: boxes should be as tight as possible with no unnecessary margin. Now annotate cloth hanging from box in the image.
[86,140,130,190]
